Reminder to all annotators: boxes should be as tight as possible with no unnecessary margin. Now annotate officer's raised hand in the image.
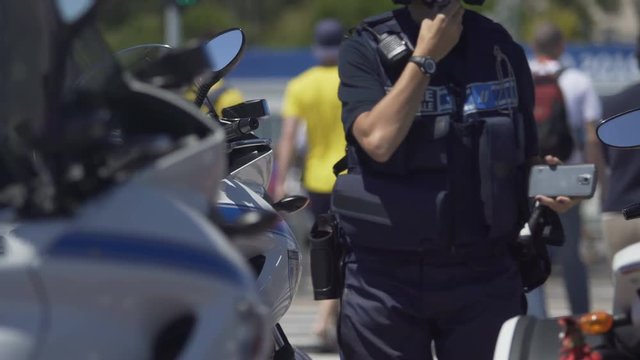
[351,0,464,163]
[413,0,465,61]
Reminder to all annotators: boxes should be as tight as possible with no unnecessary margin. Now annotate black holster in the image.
[512,204,565,293]
[308,213,343,300]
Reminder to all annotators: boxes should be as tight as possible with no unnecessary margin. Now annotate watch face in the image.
[424,59,436,74]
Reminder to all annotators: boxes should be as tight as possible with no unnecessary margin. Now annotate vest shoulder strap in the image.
[357,10,405,42]
[362,11,395,26]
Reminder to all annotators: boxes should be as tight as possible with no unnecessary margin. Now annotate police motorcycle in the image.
[112,29,311,360]
[492,111,640,360]
[0,1,271,359]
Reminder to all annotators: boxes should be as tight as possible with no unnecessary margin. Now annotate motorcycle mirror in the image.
[194,28,246,108]
[272,196,309,214]
[597,108,640,149]
[216,209,279,237]
[204,28,245,73]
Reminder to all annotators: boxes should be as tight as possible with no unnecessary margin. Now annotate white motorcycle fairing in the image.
[611,242,640,353]
[218,178,302,326]
[0,131,269,360]
[493,241,640,359]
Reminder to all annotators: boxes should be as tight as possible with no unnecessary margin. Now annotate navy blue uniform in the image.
[335,8,538,360]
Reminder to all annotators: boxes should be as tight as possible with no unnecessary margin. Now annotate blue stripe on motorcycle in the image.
[46,233,247,284]
[619,262,640,275]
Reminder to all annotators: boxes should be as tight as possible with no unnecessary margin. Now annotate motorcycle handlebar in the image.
[622,203,640,220]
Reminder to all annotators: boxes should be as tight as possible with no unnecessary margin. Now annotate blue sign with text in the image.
[229,43,639,95]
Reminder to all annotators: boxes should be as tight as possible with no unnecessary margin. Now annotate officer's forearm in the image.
[352,64,430,163]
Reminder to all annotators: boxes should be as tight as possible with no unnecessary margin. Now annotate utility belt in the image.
[308,194,519,300]
[346,240,513,268]
[308,202,566,299]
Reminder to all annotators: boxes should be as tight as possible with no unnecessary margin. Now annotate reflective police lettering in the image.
[463,78,518,115]
[418,86,454,115]
[385,85,455,116]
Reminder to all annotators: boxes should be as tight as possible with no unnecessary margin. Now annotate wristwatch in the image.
[409,56,437,76]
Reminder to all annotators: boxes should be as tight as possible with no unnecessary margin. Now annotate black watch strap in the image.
[409,56,437,76]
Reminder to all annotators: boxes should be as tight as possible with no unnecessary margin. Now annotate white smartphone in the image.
[528,164,597,199]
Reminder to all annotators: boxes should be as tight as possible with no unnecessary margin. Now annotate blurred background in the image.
[98,1,639,356]
[97,0,640,250]
[98,0,640,133]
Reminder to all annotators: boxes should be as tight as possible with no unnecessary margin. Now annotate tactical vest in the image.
[332,10,530,255]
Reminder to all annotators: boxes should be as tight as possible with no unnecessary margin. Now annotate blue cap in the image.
[312,18,344,62]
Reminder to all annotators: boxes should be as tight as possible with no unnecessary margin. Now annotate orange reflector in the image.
[578,311,613,335]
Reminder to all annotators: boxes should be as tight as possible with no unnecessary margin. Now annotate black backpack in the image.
[532,69,574,161]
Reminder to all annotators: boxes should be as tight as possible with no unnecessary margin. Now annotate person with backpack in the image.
[333,1,577,359]
[527,22,604,318]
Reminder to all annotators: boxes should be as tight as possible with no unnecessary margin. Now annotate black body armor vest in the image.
[332,9,531,254]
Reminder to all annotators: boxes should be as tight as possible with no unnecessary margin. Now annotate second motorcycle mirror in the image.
[597,108,640,149]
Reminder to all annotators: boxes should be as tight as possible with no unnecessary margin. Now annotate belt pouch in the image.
[309,213,342,300]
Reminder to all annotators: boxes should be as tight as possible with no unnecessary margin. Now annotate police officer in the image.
[334,0,575,359]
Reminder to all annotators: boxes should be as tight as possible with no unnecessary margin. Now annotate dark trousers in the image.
[338,250,524,360]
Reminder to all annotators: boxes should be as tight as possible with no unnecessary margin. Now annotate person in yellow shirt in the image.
[205,80,244,114]
[274,18,346,352]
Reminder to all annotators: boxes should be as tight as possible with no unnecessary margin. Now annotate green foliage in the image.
[464,0,497,12]
[99,1,163,51]
[521,5,587,43]
[98,0,624,51]
[520,0,621,43]
[181,3,239,40]
[98,0,164,50]
[260,0,391,47]
[175,0,199,7]
[594,0,621,13]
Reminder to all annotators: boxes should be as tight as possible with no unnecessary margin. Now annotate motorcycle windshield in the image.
[64,24,122,94]
[115,44,172,74]
[75,43,173,90]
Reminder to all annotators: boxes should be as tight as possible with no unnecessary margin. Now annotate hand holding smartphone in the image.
[528,164,597,199]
